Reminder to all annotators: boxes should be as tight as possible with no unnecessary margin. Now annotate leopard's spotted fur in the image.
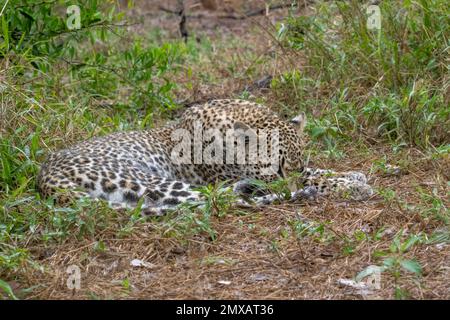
[37,100,373,215]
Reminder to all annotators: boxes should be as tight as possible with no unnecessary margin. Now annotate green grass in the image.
[275,0,449,148]
[0,0,189,285]
[161,181,241,241]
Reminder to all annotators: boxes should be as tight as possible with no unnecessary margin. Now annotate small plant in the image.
[288,218,334,243]
[161,207,217,241]
[194,181,237,218]
[306,119,346,159]
[377,187,397,203]
[370,157,403,176]
[342,229,370,256]
[0,279,18,300]
[429,144,450,160]
[361,231,424,283]
[0,245,29,274]
[416,187,449,224]
[162,181,238,241]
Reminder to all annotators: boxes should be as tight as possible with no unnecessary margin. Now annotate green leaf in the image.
[390,231,403,253]
[395,286,410,300]
[121,278,130,290]
[0,279,18,300]
[400,259,422,275]
[372,250,389,258]
[400,234,422,252]
[310,126,326,138]
[383,257,397,268]
[18,9,35,22]
[355,265,385,282]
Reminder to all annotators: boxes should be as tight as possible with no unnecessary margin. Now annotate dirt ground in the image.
[6,0,449,300]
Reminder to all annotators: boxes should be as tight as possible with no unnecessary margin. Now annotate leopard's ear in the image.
[233,121,256,137]
[233,121,250,131]
[290,112,307,135]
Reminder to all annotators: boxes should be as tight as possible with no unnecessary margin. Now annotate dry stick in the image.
[177,0,189,43]
[160,0,188,43]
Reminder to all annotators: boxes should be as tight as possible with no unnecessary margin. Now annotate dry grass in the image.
[6,145,448,300]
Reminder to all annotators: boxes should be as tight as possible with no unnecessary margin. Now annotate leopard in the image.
[37,99,373,215]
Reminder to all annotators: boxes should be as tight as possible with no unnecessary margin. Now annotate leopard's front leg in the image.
[300,167,373,201]
[232,166,374,207]
[302,167,368,184]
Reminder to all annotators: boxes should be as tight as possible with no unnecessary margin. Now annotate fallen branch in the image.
[177,0,189,42]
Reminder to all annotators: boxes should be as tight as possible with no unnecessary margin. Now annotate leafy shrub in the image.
[0,0,186,283]
[1,0,183,112]
[277,0,449,147]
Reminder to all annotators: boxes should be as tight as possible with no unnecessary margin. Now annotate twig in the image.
[158,5,180,14]
[23,21,138,43]
[177,0,188,43]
